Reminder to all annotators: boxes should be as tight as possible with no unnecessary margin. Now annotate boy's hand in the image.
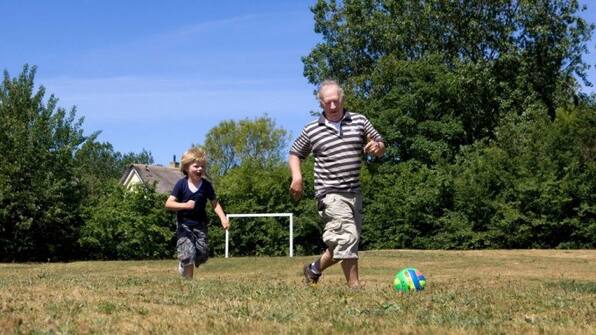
[221,217,230,230]
[185,200,195,209]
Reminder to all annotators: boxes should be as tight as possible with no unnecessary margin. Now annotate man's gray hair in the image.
[318,80,344,102]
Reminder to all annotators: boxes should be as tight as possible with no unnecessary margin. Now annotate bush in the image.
[79,183,175,259]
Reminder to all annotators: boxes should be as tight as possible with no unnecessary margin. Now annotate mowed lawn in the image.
[0,250,594,334]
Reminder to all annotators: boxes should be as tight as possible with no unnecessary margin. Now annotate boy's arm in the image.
[211,199,229,230]
[288,154,303,200]
[165,195,195,211]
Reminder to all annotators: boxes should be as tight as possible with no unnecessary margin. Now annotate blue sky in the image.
[2,1,596,165]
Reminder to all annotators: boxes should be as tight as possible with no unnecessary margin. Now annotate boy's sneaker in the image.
[303,264,321,284]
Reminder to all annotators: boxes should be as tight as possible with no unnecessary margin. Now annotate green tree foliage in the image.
[210,157,323,257]
[79,183,174,259]
[203,115,290,177]
[202,118,322,256]
[303,0,595,249]
[2,1,594,260]
[0,66,88,261]
[361,161,454,250]
[448,105,595,248]
[0,66,161,261]
[305,0,592,160]
[75,140,153,201]
[304,0,591,91]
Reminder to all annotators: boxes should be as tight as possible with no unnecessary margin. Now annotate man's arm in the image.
[363,117,386,157]
[364,136,385,157]
[288,154,303,200]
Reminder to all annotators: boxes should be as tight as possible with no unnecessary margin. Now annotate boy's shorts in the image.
[177,222,209,267]
[318,192,363,259]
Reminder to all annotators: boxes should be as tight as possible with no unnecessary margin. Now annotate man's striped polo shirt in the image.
[290,111,384,198]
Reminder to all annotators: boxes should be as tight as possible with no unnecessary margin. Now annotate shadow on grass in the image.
[548,280,596,294]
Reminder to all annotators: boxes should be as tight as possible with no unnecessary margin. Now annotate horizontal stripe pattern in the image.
[290,111,383,197]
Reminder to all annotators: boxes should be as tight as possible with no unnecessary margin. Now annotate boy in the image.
[165,147,229,279]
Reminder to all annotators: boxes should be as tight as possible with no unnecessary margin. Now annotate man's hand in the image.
[289,177,303,201]
[288,154,304,201]
[364,135,385,157]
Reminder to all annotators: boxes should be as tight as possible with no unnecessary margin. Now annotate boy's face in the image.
[187,161,205,178]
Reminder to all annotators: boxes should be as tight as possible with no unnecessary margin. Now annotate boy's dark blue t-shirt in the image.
[171,177,216,225]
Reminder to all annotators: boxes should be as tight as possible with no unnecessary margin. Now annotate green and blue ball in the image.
[393,268,426,293]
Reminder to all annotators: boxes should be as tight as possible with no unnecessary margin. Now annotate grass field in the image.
[0,250,594,334]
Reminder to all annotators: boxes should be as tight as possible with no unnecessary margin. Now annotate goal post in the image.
[224,213,294,258]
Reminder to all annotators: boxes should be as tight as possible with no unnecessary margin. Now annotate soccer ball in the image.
[393,267,426,293]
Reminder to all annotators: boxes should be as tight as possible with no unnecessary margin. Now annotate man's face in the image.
[320,85,343,122]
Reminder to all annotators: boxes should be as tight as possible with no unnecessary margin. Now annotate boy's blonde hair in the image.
[180,147,207,176]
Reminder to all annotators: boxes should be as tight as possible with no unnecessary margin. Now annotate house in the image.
[120,158,183,194]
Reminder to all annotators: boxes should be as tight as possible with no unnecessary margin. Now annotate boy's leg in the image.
[194,225,209,265]
[182,264,194,279]
[188,224,209,280]
[177,223,208,280]
[177,223,195,279]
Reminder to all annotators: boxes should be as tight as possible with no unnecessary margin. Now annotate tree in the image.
[449,104,596,248]
[201,117,322,256]
[303,0,593,157]
[302,0,595,249]
[210,157,323,257]
[201,116,322,256]
[75,140,153,200]
[0,66,157,261]
[203,115,290,177]
[79,183,174,259]
[0,66,88,261]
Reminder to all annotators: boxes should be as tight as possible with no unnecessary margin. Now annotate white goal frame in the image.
[225,213,294,258]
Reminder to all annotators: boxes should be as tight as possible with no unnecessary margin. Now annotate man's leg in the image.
[321,250,361,288]
[318,192,362,288]
[341,259,360,288]
[342,192,363,288]
[304,248,338,284]
[316,248,339,272]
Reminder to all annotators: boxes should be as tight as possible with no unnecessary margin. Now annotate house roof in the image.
[120,164,184,194]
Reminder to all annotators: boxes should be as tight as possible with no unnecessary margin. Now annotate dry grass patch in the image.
[0,250,594,334]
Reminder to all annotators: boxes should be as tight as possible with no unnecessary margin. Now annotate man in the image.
[289,80,385,289]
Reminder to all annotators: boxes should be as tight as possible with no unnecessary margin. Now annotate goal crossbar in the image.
[224,213,294,258]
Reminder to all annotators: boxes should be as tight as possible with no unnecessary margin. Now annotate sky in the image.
[2,1,596,166]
